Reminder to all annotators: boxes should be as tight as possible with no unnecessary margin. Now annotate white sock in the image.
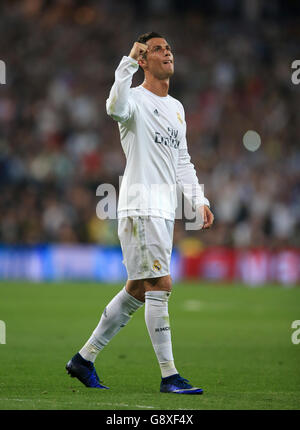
[79,287,143,363]
[145,290,178,378]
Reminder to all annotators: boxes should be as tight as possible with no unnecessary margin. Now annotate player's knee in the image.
[144,275,172,292]
[126,280,145,302]
[160,276,172,291]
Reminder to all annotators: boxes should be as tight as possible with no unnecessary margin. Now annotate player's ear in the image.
[138,52,148,70]
[138,57,146,70]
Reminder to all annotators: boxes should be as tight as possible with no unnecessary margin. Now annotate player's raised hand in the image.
[129,42,148,61]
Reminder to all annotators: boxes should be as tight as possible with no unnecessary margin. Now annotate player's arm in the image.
[176,125,214,229]
[106,42,148,123]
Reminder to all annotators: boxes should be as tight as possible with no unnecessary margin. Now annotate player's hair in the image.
[137,31,164,45]
[137,32,164,60]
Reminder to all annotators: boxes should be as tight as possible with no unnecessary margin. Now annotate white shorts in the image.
[118,216,174,280]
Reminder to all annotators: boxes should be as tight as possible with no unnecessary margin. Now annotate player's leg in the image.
[126,274,177,376]
[123,217,178,379]
[132,215,203,394]
[131,217,178,378]
[143,275,203,394]
[66,217,146,388]
[142,275,179,377]
[66,285,143,388]
[81,272,172,362]
[79,218,148,361]
[80,286,143,359]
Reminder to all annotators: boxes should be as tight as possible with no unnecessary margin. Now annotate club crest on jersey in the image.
[154,127,179,149]
[177,112,183,124]
[153,260,162,271]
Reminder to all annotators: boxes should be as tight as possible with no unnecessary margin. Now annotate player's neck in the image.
[142,76,169,97]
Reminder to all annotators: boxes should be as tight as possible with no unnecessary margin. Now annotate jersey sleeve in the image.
[176,117,210,209]
[106,56,139,123]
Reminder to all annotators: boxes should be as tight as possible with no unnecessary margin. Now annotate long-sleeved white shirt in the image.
[106,56,209,220]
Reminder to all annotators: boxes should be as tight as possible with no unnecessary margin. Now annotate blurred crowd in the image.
[0,0,299,250]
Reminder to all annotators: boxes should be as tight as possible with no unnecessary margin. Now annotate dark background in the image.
[0,0,299,251]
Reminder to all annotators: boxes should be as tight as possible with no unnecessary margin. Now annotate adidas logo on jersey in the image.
[154,109,159,116]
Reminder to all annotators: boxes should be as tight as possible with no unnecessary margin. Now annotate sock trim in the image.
[145,290,171,302]
[123,286,144,307]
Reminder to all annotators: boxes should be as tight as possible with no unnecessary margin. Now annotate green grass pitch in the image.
[0,281,300,410]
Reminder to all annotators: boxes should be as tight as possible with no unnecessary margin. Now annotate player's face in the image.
[140,38,174,79]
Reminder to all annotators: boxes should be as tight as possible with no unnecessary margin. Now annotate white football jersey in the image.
[106,56,209,220]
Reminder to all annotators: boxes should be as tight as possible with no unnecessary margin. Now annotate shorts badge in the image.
[153,260,162,271]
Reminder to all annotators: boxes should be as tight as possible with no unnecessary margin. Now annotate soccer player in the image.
[66,32,214,394]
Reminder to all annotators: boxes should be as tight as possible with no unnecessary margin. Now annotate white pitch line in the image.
[135,404,154,409]
[183,300,202,311]
[0,398,30,402]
